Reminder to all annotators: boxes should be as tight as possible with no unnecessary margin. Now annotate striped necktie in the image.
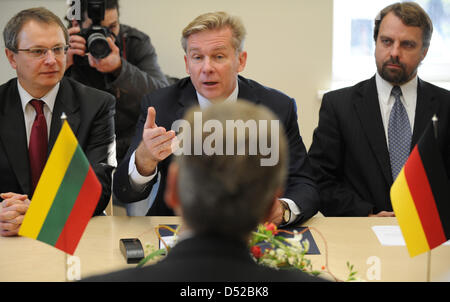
[388,86,411,180]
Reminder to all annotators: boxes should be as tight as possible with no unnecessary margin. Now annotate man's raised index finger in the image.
[144,107,157,129]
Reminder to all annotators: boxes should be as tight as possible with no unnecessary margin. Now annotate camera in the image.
[78,0,111,59]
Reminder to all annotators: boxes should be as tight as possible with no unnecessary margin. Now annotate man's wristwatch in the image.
[279,200,291,225]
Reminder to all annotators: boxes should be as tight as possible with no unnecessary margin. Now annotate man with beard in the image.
[308,2,450,217]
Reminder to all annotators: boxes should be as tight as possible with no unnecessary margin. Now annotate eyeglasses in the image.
[14,45,69,58]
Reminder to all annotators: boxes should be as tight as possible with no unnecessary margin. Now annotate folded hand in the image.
[0,193,30,237]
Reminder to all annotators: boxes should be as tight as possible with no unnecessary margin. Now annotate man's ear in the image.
[237,51,247,73]
[5,48,17,70]
[164,162,181,214]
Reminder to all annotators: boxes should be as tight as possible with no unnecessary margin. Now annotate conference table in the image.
[1,216,449,282]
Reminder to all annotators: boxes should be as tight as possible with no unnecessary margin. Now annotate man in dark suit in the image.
[113,11,319,226]
[0,7,116,236]
[84,101,325,282]
[309,2,450,217]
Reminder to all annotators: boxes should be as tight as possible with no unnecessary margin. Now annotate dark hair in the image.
[374,2,433,49]
[3,7,69,51]
[79,0,119,23]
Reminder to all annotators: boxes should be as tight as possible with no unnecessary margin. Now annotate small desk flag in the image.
[19,120,102,255]
[390,120,450,257]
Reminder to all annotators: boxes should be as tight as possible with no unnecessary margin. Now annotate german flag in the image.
[19,120,101,255]
[391,120,450,257]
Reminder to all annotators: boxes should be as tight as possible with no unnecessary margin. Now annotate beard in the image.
[378,57,417,85]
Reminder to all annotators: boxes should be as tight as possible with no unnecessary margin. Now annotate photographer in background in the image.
[65,0,169,165]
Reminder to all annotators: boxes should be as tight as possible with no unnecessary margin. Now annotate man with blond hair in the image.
[113,11,319,226]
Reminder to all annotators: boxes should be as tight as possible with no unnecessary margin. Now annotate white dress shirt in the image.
[128,80,300,223]
[17,80,59,145]
[375,72,417,147]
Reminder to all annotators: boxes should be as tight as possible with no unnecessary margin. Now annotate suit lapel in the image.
[411,78,436,146]
[176,78,198,120]
[48,78,80,151]
[0,79,32,194]
[353,77,393,185]
[237,76,259,104]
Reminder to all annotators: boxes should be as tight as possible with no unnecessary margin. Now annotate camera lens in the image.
[87,33,111,59]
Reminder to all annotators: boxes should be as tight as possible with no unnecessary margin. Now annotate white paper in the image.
[372,225,450,246]
[372,225,406,246]
[159,235,176,250]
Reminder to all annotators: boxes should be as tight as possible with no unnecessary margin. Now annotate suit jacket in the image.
[113,76,319,224]
[308,76,450,216]
[82,235,326,282]
[0,77,116,215]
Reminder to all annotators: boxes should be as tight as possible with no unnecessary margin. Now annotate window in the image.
[332,0,450,89]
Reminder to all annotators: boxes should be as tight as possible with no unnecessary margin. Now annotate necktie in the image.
[388,86,411,180]
[29,99,48,192]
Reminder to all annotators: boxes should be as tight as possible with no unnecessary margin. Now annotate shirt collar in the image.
[375,72,418,108]
[400,75,418,108]
[196,79,239,110]
[18,80,59,113]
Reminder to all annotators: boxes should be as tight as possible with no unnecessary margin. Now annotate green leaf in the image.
[136,248,166,268]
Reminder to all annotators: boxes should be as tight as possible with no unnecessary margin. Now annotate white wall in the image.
[0,0,333,148]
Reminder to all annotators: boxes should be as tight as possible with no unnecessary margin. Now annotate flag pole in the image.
[65,253,69,281]
[426,114,438,282]
[60,112,69,282]
[432,115,438,140]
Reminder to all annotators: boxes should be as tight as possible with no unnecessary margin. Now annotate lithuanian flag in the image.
[391,121,450,257]
[19,120,101,255]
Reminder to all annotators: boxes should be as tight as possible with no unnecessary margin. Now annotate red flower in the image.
[264,222,278,234]
[251,245,262,259]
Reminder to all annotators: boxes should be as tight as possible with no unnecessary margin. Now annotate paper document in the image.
[159,236,176,250]
[158,224,178,250]
[372,226,406,246]
[372,225,450,246]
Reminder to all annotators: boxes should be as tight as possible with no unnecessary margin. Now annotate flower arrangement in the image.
[249,222,359,281]
[137,223,360,281]
[249,223,320,275]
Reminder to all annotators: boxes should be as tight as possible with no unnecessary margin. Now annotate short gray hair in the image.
[3,7,69,51]
[175,101,287,241]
